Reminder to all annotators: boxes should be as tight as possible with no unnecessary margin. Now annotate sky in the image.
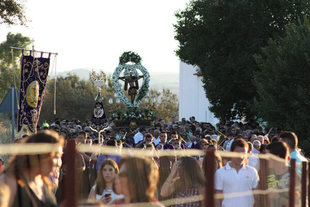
[0,0,191,75]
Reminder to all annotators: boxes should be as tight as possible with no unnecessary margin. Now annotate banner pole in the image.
[10,46,58,55]
[11,85,15,142]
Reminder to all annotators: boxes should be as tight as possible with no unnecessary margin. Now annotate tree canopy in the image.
[174,0,310,120]
[0,32,31,101]
[254,18,310,148]
[0,0,27,25]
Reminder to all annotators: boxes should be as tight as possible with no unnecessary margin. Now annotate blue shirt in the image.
[290,150,308,174]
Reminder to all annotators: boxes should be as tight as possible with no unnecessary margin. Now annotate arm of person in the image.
[80,151,92,162]
[253,188,258,207]
[160,161,180,197]
[0,174,17,207]
[90,152,98,162]
[88,188,96,200]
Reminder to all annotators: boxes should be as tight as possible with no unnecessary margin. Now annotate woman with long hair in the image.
[114,157,164,206]
[160,156,205,207]
[0,130,64,207]
[88,159,123,205]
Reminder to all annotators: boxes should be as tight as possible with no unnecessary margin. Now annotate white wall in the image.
[179,62,219,125]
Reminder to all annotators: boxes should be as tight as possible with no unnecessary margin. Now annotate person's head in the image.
[279,131,298,152]
[171,131,178,140]
[230,138,248,166]
[257,135,264,144]
[145,143,155,151]
[250,134,257,143]
[106,139,117,148]
[259,144,267,154]
[4,130,64,187]
[160,131,167,143]
[85,138,92,146]
[59,130,68,140]
[231,127,237,136]
[139,126,146,134]
[200,139,209,152]
[119,129,126,138]
[77,131,87,144]
[171,138,181,149]
[115,157,159,203]
[266,142,289,160]
[177,157,205,190]
[189,116,195,122]
[211,139,217,147]
[253,140,261,150]
[95,159,119,195]
[144,134,153,145]
[247,142,253,153]
[153,129,160,138]
[271,136,278,143]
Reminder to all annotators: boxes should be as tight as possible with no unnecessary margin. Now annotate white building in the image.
[179,61,219,125]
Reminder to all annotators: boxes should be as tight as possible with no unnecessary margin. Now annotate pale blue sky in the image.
[0,0,190,74]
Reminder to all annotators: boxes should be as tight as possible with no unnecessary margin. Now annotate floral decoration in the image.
[119,51,142,65]
[109,107,156,121]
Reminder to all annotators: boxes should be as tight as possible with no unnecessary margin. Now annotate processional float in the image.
[109,51,155,129]
[89,51,155,137]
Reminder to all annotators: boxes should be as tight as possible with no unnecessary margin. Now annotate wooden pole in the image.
[308,162,310,207]
[11,85,15,142]
[204,150,215,207]
[302,161,307,207]
[64,140,77,207]
[289,159,296,207]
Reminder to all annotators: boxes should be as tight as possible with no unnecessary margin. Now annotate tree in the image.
[254,18,310,150]
[174,0,310,120]
[40,74,99,123]
[0,32,31,101]
[153,88,179,123]
[140,88,179,123]
[0,0,27,25]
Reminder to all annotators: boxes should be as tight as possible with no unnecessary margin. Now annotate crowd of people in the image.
[0,116,308,207]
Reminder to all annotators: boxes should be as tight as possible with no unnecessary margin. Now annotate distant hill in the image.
[55,68,179,95]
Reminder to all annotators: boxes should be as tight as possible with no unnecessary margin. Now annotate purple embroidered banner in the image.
[18,55,50,133]
[90,93,109,132]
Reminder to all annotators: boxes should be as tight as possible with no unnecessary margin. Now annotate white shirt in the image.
[92,185,124,204]
[247,153,260,171]
[225,138,234,151]
[153,136,161,146]
[252,148,260,154]
[133,131,144,144]
[214,162,259,207]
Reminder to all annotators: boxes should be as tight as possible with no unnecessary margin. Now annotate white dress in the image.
[92,185,124,205]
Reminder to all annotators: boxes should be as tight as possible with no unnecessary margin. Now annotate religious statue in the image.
[118,72,144,103]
